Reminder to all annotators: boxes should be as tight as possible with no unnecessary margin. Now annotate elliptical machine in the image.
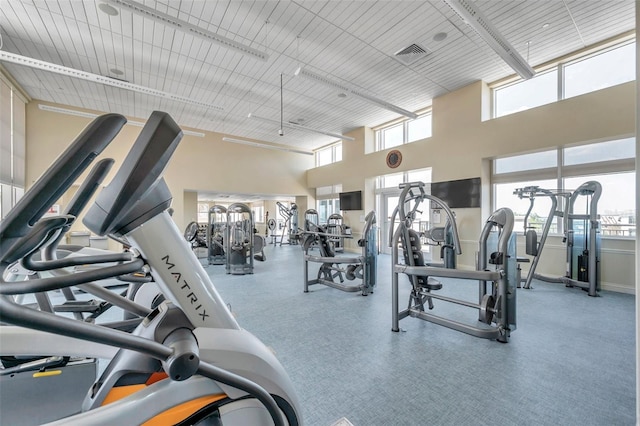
[0,111,301,425]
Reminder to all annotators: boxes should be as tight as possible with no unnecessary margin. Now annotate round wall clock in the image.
[386,149,402,168]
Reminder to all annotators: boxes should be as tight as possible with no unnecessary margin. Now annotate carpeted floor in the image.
[207,244,636,426]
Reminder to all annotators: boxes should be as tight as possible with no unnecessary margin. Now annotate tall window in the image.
[493,39,635,118]
[492,138,635,238]
[316,184,342,224]
[315,141,342,167]
[197,203,210,223]
[494,70,558,117]
[564,42,635,99]
[375,112,432,151]
[252,204,265,223]
[0,77,26,219]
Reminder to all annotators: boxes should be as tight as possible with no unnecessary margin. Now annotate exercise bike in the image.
[0,111,301,425]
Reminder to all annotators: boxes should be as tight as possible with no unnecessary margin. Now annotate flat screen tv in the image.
[339,190,362,211]
[430,177,481,209]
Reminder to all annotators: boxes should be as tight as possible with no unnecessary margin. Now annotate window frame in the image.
[491,38,635,119]
[314,141,342,167]
[491,137,636,240]
[374,111,432,152]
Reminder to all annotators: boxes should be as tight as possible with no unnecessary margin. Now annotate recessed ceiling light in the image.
[433,32,448,42]
[109,68,124,75]
[98,3,119,16]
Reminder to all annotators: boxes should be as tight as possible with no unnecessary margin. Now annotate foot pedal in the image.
[54,300,101,313]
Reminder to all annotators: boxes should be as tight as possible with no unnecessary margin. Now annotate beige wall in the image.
[308,80,636,293]
[25,101,314,234]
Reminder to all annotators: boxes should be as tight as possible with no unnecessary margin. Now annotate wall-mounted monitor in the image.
[430,177,481,209]
[339,190,362,211]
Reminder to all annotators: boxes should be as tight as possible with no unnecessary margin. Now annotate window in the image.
[563,138,635,166]
[0,77,26,220]
[407,115,432,143]
[564,173,635,237]
[197,203,210,223]
[495,179,558,234]
[381,173,404,189]
[494,149,557,174]
[494,70,558,117]
[316,184,342,224]
[492,138,635,238]
[315,142,342,167]
[564,42,635,99]
[382,124,403,149]
[493,39,635,118]
[252,205,265,223]
[375,112,432,151]
[317,199,341,224]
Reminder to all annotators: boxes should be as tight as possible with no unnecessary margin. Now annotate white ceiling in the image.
[1,0,635,156]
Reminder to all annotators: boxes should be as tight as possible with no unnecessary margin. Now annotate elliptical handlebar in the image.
[0,114,126,261]
[83,111,183,236]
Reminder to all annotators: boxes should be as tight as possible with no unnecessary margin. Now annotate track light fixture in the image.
[222,137,313,155]
[38,104,205,137]
[0,51,225,112]
[294,66,418,120]
[105,0,269,61]
[247,113,355,141]
[442,0,535,79]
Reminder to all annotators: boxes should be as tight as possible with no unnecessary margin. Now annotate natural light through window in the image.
[375,112,432,151]
[564,42,635,99]
[493,40,635,118]
[492,138,635,238]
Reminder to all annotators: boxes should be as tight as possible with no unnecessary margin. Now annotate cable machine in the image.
[225,203,254,275]
[276,202,299,245]
[207,205,226,265]
[514,180,601,296]
[326,213,347,252]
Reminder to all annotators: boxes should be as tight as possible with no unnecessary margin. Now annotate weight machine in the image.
[276,201,299,245]
[326,213,348,252]
[302,210,377,296]
[421,216,457,269]
[225,203,254,275]
[390,182,518,343]
[183,221,208,259]
[304,209,319,229]
[514,180,602,296]
[207,204,227,265]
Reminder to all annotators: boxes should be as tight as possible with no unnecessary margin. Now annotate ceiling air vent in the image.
[394,43,430,65]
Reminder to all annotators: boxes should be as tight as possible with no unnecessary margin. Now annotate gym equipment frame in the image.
[207,204,227,265]
[514,181,601,296]
[326,213,346,252]
[390,182,517,343]
[276,201,299,245]
[225,203,255,275]
[302,210,377,296]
